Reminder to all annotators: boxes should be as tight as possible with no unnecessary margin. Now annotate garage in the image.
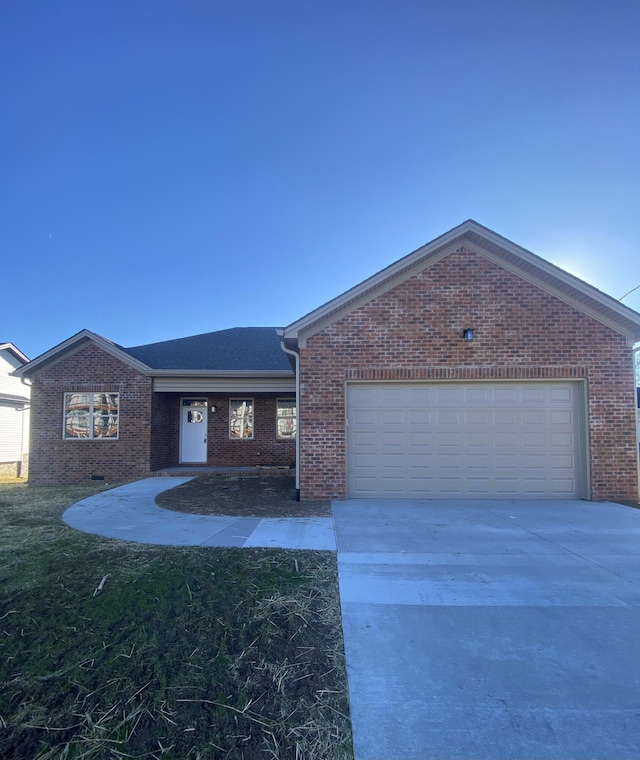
[346,382,586,499]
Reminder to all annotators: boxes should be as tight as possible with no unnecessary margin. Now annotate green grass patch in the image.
[0,484,352,759]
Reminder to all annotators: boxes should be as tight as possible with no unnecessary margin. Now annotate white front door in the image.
[180,399,208,463]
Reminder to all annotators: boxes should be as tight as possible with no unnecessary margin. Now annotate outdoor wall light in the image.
[210,405,217,413]
[462,328,474,341]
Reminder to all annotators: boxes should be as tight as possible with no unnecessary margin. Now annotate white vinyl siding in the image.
[0,348,30,461]
[0,404,26,461]
[347,382,585,499]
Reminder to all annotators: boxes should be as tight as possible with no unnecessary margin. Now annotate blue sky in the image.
[2,0,639,359]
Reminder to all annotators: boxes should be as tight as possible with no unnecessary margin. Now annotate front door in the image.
[180,399,208,463]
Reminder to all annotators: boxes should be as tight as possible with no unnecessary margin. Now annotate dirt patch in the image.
[156,475,332,518]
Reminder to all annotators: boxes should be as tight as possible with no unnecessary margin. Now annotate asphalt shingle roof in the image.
[123,327,291,371]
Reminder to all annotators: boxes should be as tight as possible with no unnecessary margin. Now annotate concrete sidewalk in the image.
[333,498,640,760]
[63,477,335,550]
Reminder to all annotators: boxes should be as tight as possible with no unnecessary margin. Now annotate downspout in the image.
[20,376,32,480]
[279,337,301,501]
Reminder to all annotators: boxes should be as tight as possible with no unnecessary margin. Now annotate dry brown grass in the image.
[0,482,352,759]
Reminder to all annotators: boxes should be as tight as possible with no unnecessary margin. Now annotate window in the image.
[276,398,296,439]
[229,398,253,439]
[64,393,119,439]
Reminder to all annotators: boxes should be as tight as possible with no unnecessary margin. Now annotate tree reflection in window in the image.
[229,399,253,439]
[276,399,296,439]
[65,393,119,439]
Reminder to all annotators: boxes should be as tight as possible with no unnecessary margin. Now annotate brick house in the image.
[16,221,640,501]
[19,329,296,486]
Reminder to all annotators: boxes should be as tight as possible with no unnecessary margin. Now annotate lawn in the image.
[0,482,352,759]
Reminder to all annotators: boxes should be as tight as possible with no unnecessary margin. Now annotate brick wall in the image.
[29,342,153,486]
[153,394,295,469]
[206,394,296,468]
[150,393,178,471]
[298,247,639,502]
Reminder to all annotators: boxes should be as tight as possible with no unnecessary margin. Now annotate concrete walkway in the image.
[64,480,640,759]
[63,477,335,550]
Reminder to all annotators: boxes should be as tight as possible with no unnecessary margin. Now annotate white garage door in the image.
[347,382,585,499]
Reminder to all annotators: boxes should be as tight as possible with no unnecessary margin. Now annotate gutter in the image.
[278,335,301,501]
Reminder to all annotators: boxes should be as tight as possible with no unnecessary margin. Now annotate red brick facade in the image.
[29,343,154,486]
[297,247,639,502]
[150,393,295,470]
[28,343,295,485]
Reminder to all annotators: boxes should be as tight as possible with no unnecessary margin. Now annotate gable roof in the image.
[280,220,640,346]
[15,328,292,378]
[0,342,29,364]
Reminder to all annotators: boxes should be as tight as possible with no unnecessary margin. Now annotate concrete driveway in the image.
[332,498,640,760]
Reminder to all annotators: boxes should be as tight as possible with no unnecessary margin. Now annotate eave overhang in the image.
[0,392,30,405]
[0,343,29,364]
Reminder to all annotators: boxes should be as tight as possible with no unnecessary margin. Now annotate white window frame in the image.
[276,398,296,440]
[63,392,120,440]
[229,398,254,440]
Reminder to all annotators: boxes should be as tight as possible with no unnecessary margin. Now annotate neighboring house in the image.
[0,343,30,478]
[15,221,640,502]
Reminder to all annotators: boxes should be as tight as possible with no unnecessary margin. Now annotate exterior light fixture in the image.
[463,328,474,341]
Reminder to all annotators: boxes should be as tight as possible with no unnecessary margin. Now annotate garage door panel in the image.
[493,387,519,403]
[550,479,576,495]
[407,431,434,446]
[347,382,584,499]
[550,387,573,403]
[466,387,492,403]
[438,432,461,446]
[494,410,518,425]
[495,431,524,447]
[522,410,548,426]
[550,410,573,425]
[464,410,488,426]
[466,431,491,447]
[550,432,574,447]
[467,453,491,469]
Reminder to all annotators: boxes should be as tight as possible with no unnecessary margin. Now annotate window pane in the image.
[276,399,296,439]
[65,393,91,438]
[64,392,119,439]
[93,393,119,438]
[230,399,253,439]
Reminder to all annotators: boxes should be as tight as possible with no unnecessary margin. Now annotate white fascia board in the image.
[13,330,152,377]
[0,344,29,364]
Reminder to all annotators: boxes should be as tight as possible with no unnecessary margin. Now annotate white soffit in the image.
[153,377,296,393]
